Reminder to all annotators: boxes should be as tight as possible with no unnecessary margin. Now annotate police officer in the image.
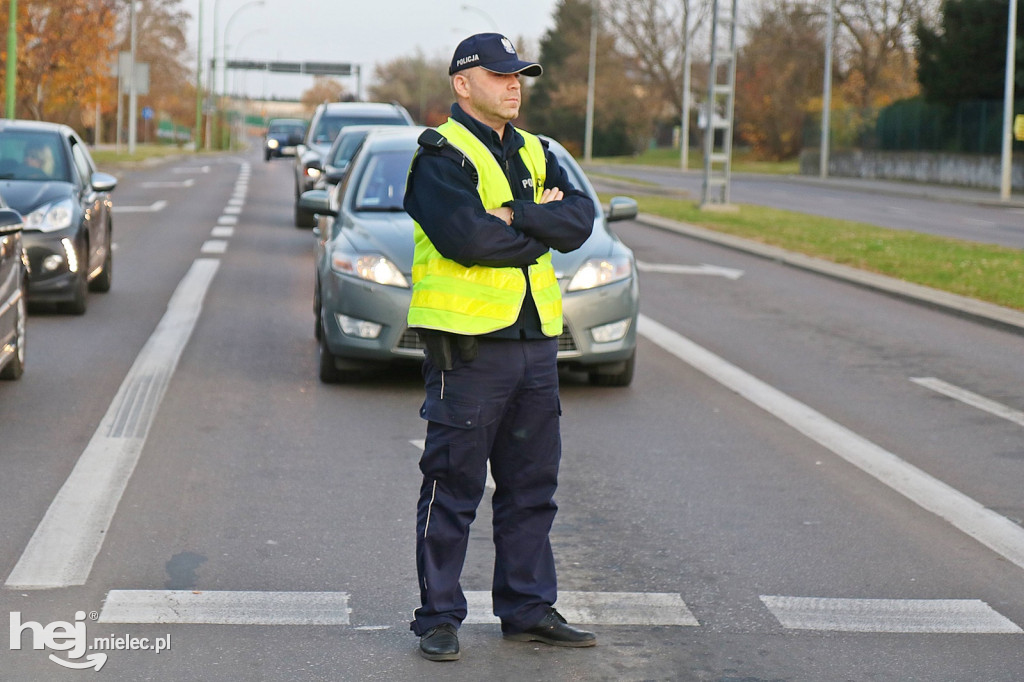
[405,33,597,661]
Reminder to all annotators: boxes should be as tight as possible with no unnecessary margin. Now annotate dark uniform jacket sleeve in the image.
[507,147,594,254]
[404,144,594,269]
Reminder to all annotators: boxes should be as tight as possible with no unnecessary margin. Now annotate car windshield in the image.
[0,132,69,182]
[269,122,304,136]
[330,131,370,168]
[312,115,406,144]
[354,149,416,212]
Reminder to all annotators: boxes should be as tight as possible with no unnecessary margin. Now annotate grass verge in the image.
[605,193,1024,313]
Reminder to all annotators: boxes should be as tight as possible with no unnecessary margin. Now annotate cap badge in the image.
[501,38,516,54]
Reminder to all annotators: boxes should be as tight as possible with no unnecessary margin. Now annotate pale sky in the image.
[181,0,561,100]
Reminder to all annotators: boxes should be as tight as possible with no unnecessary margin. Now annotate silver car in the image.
[301,127,639,386]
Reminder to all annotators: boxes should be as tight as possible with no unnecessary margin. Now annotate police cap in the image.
[449,33,543,77]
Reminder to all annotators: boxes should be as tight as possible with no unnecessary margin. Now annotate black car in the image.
[0,120,117,314]
[263,118,306,161]
[0,197,27,380]
[293,101,413,227]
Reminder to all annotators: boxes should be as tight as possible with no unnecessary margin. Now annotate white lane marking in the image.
[140,179,195,189]
[410,439,495,490]
[638,314,1024,573]
[217,215,238,225]
[228,198,244,206]
[211,226,234,238]
[223,205,242,215]
[761,596,1022,633]
[636,260,744,280]
[111,200,167,214]
[911,377,1024,428]
[201,239,228,254]
[5,259,221,589]
[173,165,210,174]
[964,218,996,227]
[463,591,699,626]
[99,591,351,625]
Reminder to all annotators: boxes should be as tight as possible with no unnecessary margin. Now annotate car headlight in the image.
[24,198,74,233]
[267,139,279,149]
[331,250,409,288]
[305,166,322,180]
[567,256,633,292]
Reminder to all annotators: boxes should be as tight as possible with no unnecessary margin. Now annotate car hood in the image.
[341,212,625,281]
[0,180,72,214]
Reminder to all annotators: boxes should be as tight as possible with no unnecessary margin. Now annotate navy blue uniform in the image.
[406,104,594,636]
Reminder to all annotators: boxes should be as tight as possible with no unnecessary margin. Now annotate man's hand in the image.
[538,187,563,204]
[487,188,564,225]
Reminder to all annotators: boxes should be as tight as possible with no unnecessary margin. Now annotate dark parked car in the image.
[300,127,640,385]
[263,118,306,161]
[293,101,413,227]
[0,120,117,314]
[0,197,27,380]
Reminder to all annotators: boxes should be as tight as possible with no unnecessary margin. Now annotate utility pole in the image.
[820,0,835,179]
[584,0,597,162]
[195,0,203,151]
[128,0,138,154]
[5,0,16,118]
[1001,0,1019,200]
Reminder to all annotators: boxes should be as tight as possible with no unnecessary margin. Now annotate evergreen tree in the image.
[916,0,1024,103]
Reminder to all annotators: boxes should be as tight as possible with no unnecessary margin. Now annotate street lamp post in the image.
[223,0,265,100]
[1001,0,1019,200]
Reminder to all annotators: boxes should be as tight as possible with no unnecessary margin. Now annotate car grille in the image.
[396,328,425,351]
[557,328,578,354]
[396,327,579,356]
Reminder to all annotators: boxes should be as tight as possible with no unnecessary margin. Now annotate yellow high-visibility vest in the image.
[408,119,562,337]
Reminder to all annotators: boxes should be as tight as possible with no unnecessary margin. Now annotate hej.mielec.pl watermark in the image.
[10,610,171,671]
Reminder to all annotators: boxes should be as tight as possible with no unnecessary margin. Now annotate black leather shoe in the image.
[503,608,596,647]
[419,623,460,661]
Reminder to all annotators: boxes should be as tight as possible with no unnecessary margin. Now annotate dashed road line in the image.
[761,596,1022,633]
[99,591,351,625]
[464,591,699,626]
[111,200,167,214]
[911,377,1024,428]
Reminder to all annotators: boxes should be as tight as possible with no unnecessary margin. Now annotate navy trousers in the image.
[411,337,561,636]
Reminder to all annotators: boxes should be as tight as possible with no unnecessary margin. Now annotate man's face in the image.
[455,68,522,132]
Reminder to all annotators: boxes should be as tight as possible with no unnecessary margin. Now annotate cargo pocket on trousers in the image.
[418,397,482,480]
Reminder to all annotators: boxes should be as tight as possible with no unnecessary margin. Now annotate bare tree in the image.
[368,51,452,125]
[603,0,713,121]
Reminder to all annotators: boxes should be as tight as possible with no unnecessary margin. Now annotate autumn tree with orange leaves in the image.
[0,0,119,125]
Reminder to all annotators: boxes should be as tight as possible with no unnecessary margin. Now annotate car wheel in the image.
[318,327,341,383]
[264,150,271,162]
[295,204,316,229]
[89,228,113,293]
[313,279,323,341]
[58,245,89,315]
[588,350,636,387]
[0,288,27,380]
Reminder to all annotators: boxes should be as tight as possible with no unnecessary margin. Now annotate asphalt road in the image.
[2,148,1023,681]
[585,163,1024,250]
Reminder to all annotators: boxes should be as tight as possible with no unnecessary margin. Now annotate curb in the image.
[636,212,1024,335]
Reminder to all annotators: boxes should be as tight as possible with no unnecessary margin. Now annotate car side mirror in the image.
[298,189,336,217]
[607,196,638,222]
[91,171,118,193]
